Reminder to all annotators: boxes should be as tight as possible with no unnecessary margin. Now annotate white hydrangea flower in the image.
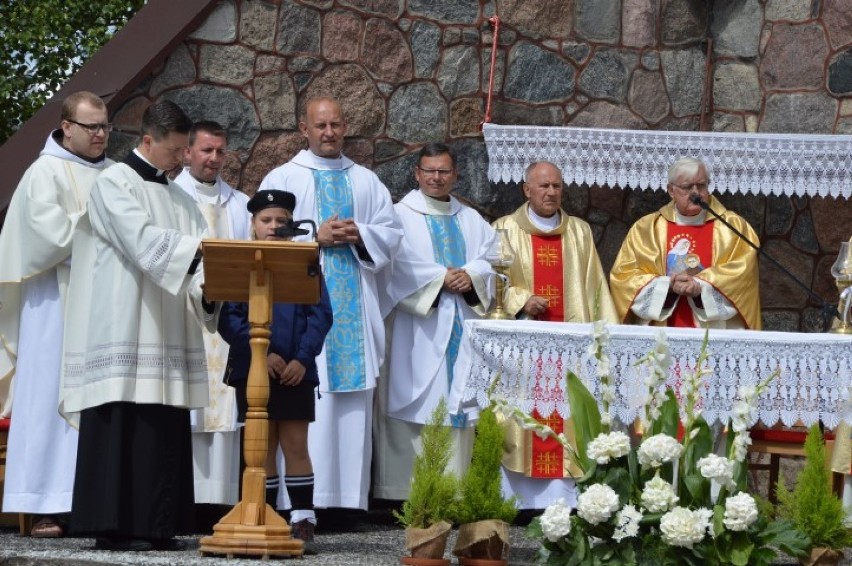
[637,434,683,468]
[586,431,631,465]
[723,492,759,532]
[613,504,643,542]
[539,498,573,542]
[659,507,713,548]
[697,454,736,489]
[577,483,621,526]
[640,474,679,513]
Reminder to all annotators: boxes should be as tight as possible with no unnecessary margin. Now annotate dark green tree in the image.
[0,0,144,143]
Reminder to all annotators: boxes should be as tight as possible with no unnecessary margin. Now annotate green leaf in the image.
[681,473,710,507]
[566,370,602,468]
[730,531,754,566]
[650,388,680,438]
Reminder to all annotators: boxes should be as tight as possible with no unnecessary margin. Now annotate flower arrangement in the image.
[494,323,810,566]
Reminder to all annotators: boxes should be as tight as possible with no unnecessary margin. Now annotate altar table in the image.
[448,320,852,429]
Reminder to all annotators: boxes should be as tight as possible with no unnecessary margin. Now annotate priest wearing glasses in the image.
[610,156,761,330]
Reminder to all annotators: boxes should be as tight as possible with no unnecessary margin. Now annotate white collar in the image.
[527,206,560,231]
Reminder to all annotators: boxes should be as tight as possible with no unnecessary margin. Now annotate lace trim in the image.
[139,231,177,284]
[484,124,852,198]
[454,320,852,428]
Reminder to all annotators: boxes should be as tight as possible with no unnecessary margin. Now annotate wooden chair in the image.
[748,425,837,503]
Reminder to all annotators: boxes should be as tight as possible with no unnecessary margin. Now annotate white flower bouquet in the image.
[496,324,809,566]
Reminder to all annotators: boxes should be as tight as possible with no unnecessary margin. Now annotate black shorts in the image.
[233,379,317,423]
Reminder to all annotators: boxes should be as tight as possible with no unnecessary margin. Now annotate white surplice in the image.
[60,157,215,426]
[259,149,402,509]
[175,169,250,505]
[0,131,111,513]
[373,189,496,499]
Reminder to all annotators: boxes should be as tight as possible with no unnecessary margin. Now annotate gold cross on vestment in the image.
[536,413,563,433]
[536,245,560,267]
[536,284,562,307]
[534,452,562,476]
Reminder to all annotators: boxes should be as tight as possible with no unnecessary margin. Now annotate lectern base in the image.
[198,502,304,559]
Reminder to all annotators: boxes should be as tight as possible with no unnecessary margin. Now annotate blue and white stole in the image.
[424,213,468,427]
[313,169,366,391]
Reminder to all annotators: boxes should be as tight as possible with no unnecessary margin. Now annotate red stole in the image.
[529,235,567,476]
[666,222,714,328]
[530,235,564,322]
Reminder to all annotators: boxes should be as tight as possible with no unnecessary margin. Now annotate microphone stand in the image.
[690,194,840,331]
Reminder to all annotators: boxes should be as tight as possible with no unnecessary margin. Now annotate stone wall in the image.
[108,0,852,332]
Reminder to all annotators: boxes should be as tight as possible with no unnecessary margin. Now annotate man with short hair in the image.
[493,160,618,509]
[61,101,215,551]
[374,142,496,500]
[610,156,760,329]
[259,97,402,513]
[0,91,112,537]
[175,121,249,507]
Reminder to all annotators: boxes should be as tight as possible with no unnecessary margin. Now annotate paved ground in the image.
[0,506,839,565]
[0,507,542,566]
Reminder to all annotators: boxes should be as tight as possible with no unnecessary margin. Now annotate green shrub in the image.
[393,397,459,528]
[776,425,852,549]
[455,406,518,524]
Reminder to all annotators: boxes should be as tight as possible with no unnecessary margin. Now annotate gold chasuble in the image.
[610,198,761,330]
[493,204,618,479]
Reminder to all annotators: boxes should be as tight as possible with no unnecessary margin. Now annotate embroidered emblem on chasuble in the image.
[313,170,366,391]
[425,214,467,428]
[665,221,714,328]
[530,235,564,322]
[518,234,578,477]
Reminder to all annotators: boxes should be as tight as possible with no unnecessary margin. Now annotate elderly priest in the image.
[610,156,760,330]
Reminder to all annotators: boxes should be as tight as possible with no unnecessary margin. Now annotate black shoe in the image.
[94,537,153,552]
[290,520,317,555]
[150,538,187,551]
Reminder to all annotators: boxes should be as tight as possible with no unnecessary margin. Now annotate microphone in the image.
[689,194,840,329]
[274,218,317,240]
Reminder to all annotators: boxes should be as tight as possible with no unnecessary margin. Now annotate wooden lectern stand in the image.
[198,238,321,559]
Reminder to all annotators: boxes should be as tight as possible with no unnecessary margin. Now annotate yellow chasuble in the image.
[609,198,761,330]
[492,204,618,478]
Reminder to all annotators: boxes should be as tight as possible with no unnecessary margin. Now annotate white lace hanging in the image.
[448,320,852,429]
[484,124,852,199]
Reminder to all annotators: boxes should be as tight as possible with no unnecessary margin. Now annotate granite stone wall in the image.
[108,0,852,331]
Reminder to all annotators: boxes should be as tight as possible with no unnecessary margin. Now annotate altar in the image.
[449,320,852,430]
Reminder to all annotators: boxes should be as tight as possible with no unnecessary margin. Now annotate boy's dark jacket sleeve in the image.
[217,277,333,385]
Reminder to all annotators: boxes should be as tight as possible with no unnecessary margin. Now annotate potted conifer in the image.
[452,405,518,566]
[776,425,852,566]
[394,398,459,566]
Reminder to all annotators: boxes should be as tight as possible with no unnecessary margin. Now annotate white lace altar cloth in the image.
[484,123,852,199]
[448,320,852,429]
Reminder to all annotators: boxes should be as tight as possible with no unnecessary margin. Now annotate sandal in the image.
[30,516,65,538]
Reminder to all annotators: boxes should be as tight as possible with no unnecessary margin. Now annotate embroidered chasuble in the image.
[493,204,618,479]
[314,169,366,392]
[610,199,760,330]
[425,214,468,428]
[196,200,237,431]
[666,222,714,328]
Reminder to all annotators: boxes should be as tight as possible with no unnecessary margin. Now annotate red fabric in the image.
[530,409,565,478]
[530,235,564,322]
[750,428,834,442]
[0,418,9,432]
[666,222,714,328]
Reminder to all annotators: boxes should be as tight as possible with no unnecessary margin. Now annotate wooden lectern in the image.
[198,238,321,559]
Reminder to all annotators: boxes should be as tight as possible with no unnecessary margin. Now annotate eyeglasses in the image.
[66,119,113,135]
[670,181,710,192]
[417,166,455,177]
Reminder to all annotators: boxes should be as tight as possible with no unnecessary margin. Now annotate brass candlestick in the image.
[486,229,514,321]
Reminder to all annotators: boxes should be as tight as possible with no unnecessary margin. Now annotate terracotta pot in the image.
[458,558,508,566]
[800,547,843,566]
[400,557,450,566]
